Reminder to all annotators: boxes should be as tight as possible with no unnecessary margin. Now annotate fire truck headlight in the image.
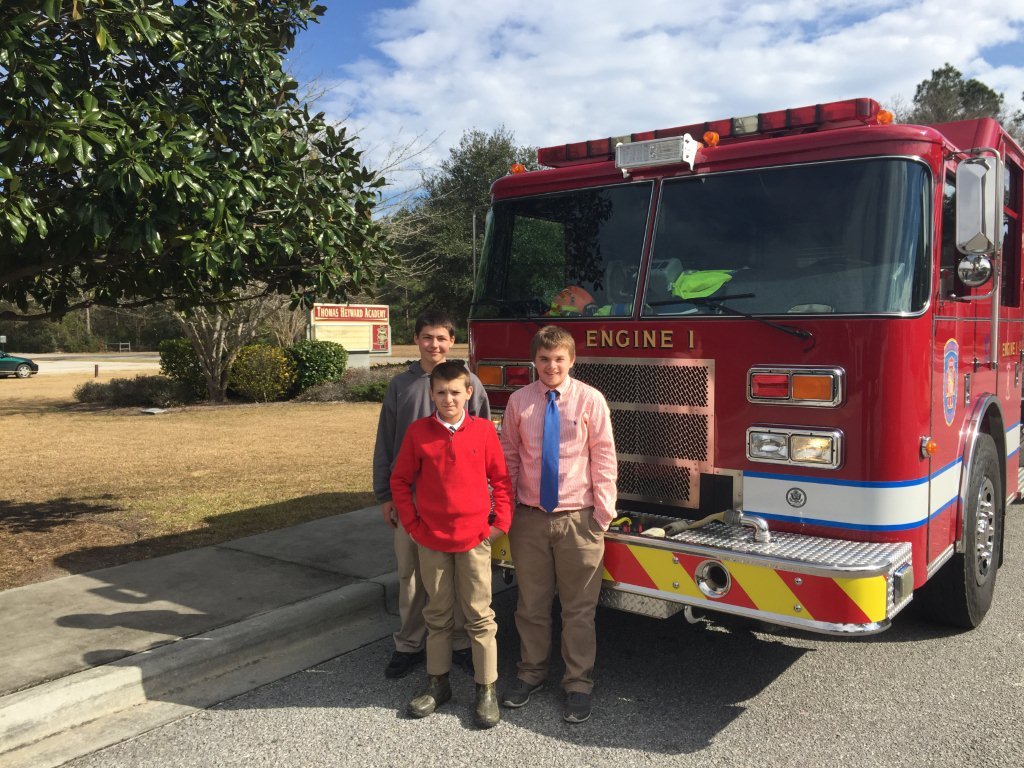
[747,427,843,469]
[790,435,835,464]
[490,409,504,434]
[748,431,789,460]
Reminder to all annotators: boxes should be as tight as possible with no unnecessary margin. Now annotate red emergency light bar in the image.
[537,97,885,168]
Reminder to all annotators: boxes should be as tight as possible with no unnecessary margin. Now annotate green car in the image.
[0,352,38,378]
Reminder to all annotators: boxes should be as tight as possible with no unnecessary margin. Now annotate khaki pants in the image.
[418,539,498,685]
[508,504,604,695]
[392,524,469,653]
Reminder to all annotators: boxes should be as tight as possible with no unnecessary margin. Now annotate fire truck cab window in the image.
[940,175,958,296]
[644,159,931,316]
[1002,159,1021,308]
[471,183,652,319]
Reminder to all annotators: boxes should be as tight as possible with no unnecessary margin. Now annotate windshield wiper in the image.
[651,293,815,347]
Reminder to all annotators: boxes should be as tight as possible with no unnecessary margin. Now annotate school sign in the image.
[310,303,391,354]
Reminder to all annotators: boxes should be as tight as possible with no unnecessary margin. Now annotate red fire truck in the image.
[472,97,1019,635]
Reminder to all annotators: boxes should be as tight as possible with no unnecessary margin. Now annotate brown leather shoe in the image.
[474,683,500,729]
[406,674,452,718]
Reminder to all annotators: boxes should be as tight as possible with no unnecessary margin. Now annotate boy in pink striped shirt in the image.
[499,325,617,723]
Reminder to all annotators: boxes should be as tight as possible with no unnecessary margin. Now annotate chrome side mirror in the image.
[955,155,1002,255]
[956,254,993,287]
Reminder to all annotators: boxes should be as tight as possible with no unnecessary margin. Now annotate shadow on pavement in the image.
[210,588,808,756]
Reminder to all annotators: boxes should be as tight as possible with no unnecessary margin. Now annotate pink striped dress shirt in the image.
[500,376,618,529]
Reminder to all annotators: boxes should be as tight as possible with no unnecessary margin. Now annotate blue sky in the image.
[287,1,397,85]
[285,0,1024,196]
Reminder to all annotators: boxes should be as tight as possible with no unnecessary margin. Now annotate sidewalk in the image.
[0,505,401,768]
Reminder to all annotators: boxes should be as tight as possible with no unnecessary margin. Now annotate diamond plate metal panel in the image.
[598,589,686,618]
[648,517,913,572]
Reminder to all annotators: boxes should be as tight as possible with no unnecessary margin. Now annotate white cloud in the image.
[318,0,1024,193]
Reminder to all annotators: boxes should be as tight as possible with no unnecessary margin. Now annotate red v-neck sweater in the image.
[391,414,513,553]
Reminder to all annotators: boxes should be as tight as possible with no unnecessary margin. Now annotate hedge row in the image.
[74,340,381,407]
[158,338,350,402]
[73,376,199,408]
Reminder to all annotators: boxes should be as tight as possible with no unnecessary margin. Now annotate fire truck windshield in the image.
[472,182,653,319]
[472,158,930,320]
[645,158,931,316]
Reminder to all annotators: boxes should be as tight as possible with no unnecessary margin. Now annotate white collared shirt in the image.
[435,410,466,433]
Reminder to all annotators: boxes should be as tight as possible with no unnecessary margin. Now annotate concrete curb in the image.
[0,580,398,768]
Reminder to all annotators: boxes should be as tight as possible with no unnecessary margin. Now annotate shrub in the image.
[295,364,401,402]
[229,344,297,402]
[73,375,197,407]
[72,380,109,403]
[347,380,389,402]
[287,339,348,393]
[293,380,347,402]
[159,338,206,398]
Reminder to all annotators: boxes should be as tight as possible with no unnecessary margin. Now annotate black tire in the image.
[919,433,1003,628]
[15,364,32,378]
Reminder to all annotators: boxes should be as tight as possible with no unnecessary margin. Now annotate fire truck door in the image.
[998,153,1023,498]
[932,172,978,564]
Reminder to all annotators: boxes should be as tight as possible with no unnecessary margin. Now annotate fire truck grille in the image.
[573,357,713,509]
[618,461,692,504]
[611,411,709,461]
[573,361,709,407]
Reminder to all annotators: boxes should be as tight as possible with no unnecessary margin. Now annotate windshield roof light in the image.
[616,134,702,175]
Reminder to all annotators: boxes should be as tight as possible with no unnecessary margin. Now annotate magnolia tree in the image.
[0,0,390,322]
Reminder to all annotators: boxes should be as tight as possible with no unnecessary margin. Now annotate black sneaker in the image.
[563,691,592,723]
[500,678,543,708]
[384,649,425,679]
[452,648,475,676]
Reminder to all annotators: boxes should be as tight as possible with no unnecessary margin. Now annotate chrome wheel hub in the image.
[974,477,996,583]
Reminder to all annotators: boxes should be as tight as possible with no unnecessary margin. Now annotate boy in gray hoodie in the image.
[372,311,490,678]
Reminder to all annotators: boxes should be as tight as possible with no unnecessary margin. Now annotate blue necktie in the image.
[540,389,560,512]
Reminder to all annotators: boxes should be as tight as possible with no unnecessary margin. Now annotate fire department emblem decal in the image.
[786,488,807,508]
[943,338,959,426]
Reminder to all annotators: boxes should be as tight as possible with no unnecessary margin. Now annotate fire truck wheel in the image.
[919,433,1003,629]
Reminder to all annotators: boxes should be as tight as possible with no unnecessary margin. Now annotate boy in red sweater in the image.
[390,361,513,728]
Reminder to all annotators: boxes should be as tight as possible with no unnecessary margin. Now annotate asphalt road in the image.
[24,352,161,375]
[24,349,428,376]
[67,510,1024,768]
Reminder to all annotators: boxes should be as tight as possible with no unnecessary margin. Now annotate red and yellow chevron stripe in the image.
[493,534,890,626]
[602,540,888,624]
